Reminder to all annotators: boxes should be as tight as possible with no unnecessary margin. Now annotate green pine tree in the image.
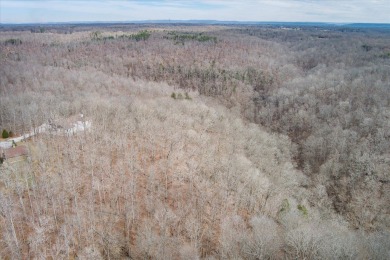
[2,129,9,139]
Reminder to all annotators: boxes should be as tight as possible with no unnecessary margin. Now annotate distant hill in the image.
[1,20,390,29]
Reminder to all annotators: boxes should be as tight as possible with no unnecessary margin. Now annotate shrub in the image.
[102,36,115,41]
[2,129,9,139]
[167,32,217,44]
[171,92,176,99]
[297,204,308,217]
[362,44,372,51]
[91,31,102,40]
[116,31,151,42]
[131,30,151,41]
[185,92,192,100]
[4,39,22,45]
[279,199,290,214]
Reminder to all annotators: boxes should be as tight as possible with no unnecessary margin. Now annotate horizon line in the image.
[2,20,390,26]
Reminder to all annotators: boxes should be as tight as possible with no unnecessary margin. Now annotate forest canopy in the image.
[0,24,389,259]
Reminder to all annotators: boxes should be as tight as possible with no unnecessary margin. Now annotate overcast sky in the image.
[1,0,389,24]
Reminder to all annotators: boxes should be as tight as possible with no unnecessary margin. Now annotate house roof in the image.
[2,146,29,159]
[54,114,85,130]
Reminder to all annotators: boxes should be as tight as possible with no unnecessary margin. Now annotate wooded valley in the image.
[0,23,389,259]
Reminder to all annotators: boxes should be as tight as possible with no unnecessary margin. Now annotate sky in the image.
[1,0,389,24]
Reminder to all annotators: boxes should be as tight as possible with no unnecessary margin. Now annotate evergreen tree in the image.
[2,129,9,139]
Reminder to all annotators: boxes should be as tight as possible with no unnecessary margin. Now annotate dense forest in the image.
[0,24,389,259]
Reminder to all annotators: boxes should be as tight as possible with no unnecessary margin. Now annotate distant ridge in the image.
[1,20,389,29]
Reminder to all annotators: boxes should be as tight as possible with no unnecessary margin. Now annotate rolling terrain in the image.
[0,23,389,259]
